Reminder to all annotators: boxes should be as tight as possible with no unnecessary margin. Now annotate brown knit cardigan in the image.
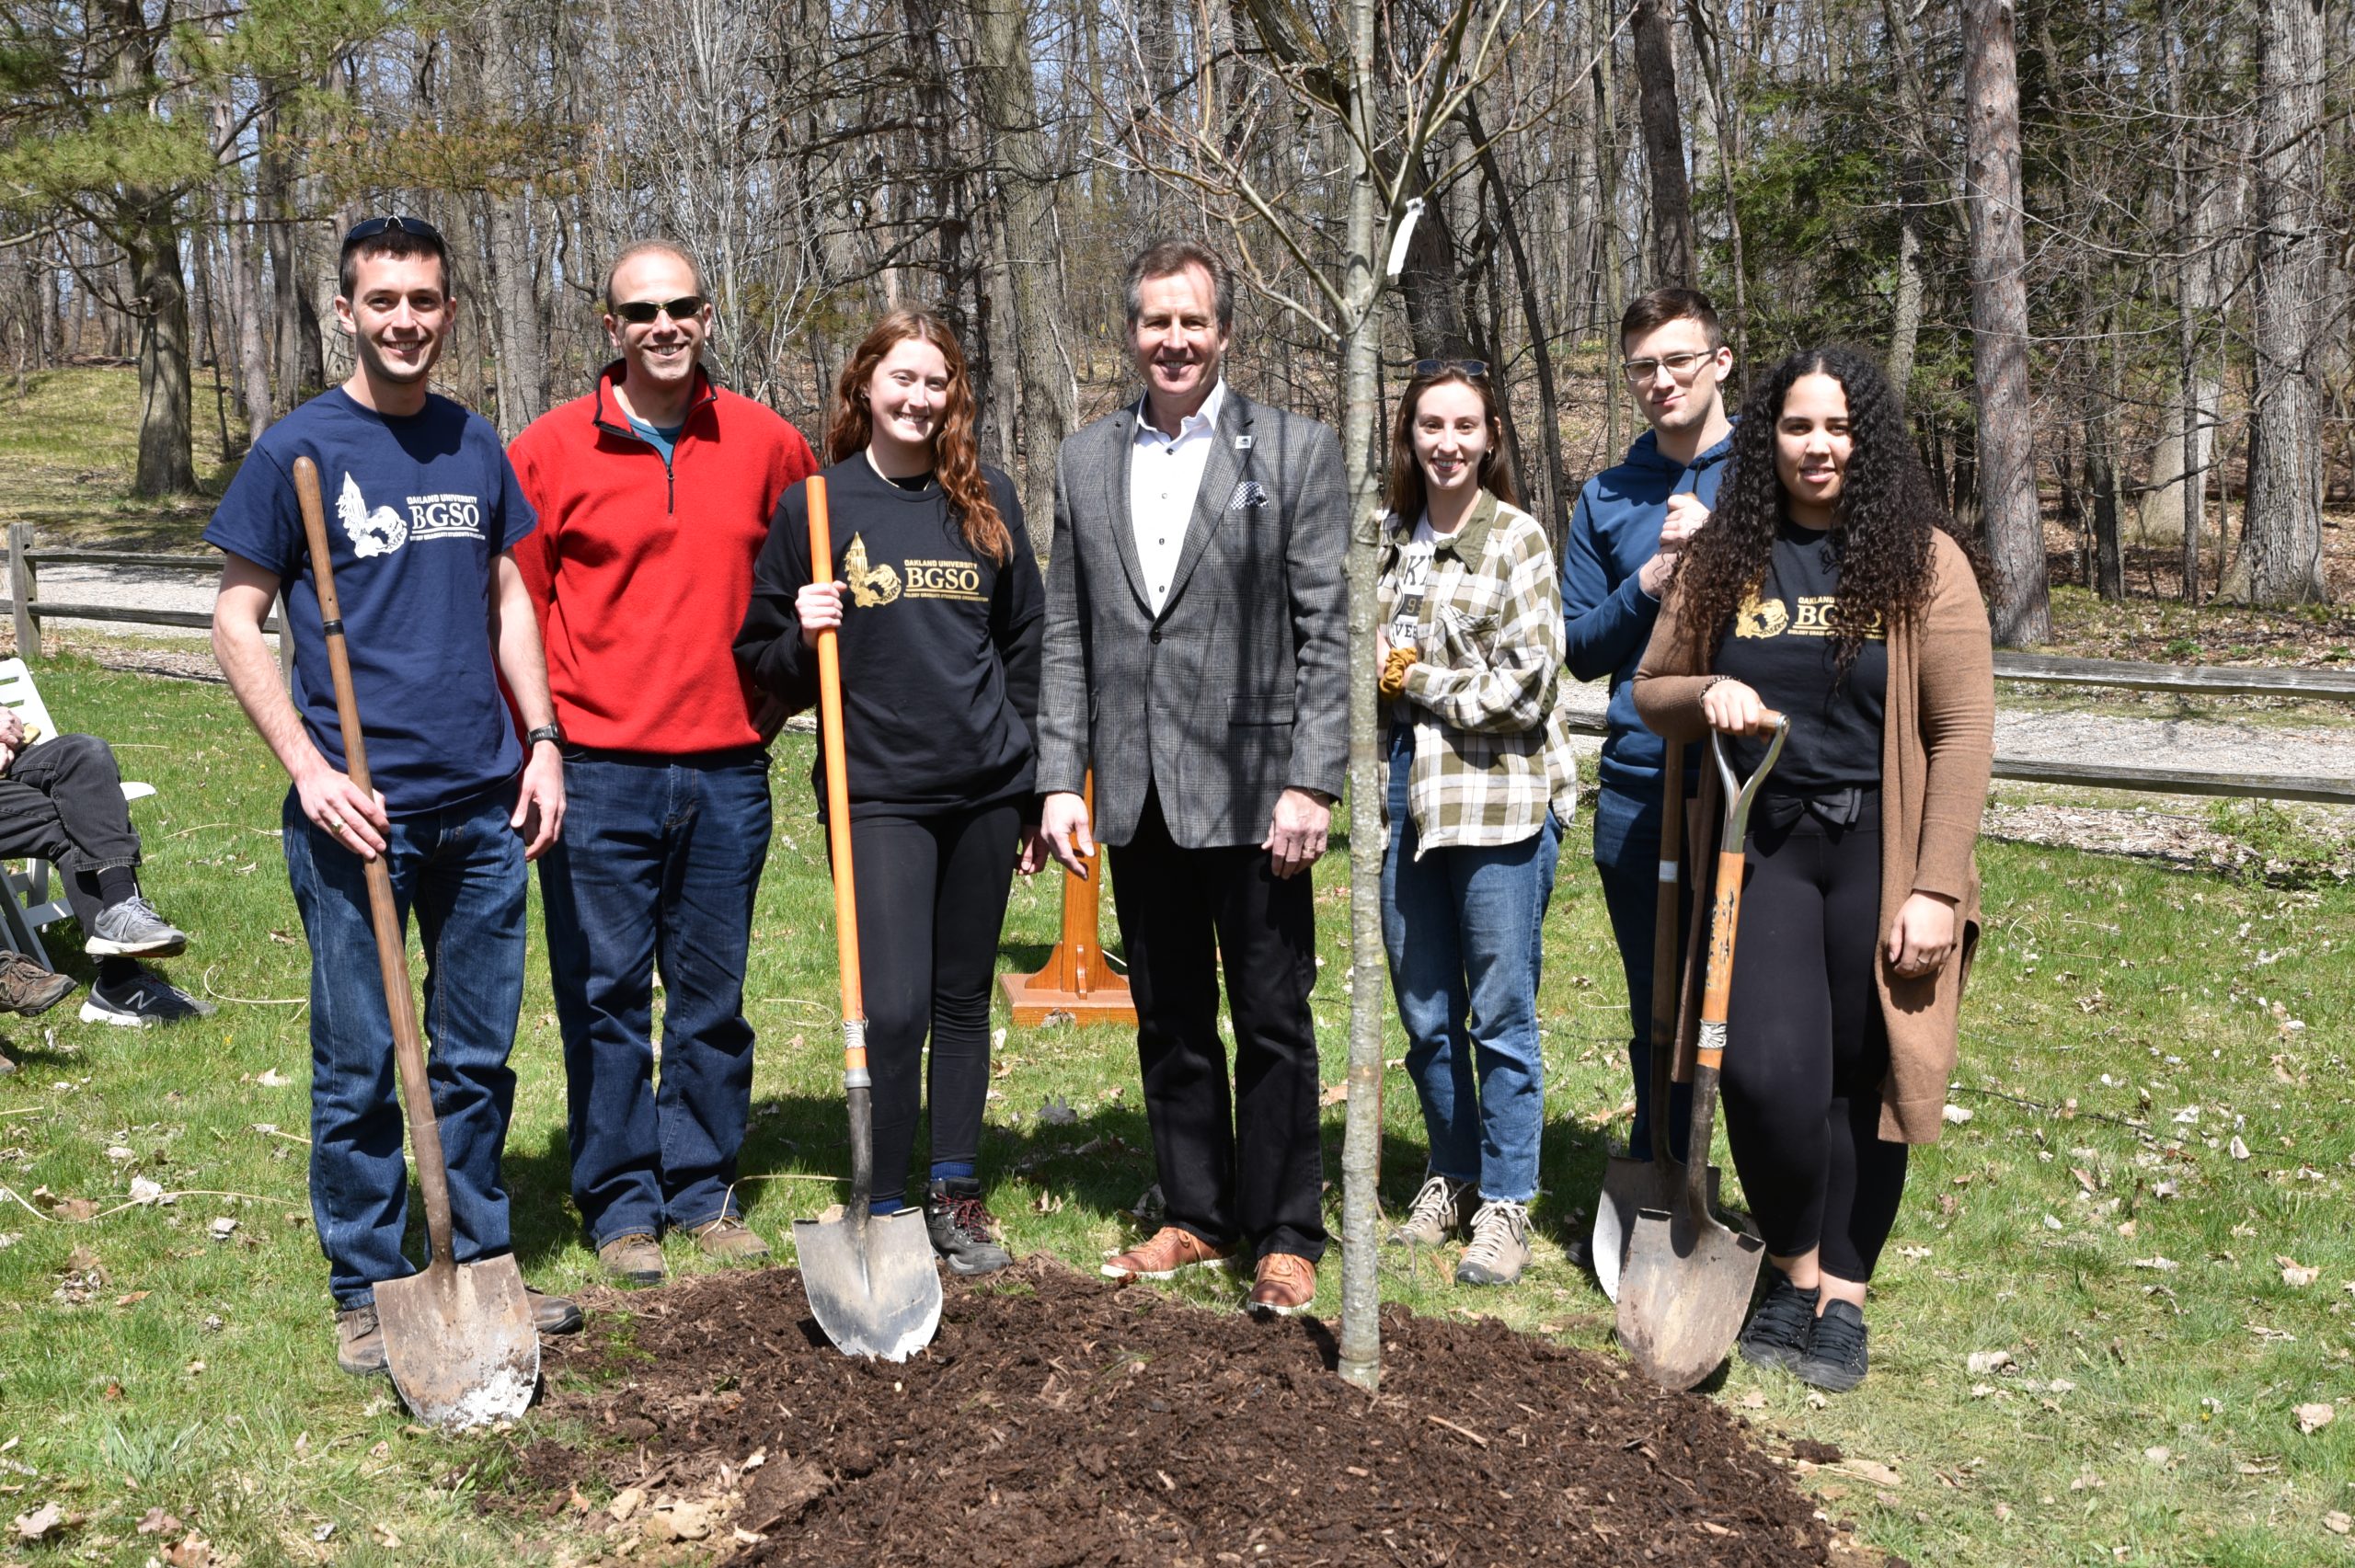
[1632,529,1995,1145]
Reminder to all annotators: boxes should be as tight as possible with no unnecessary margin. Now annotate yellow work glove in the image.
[1378,641,1418,702]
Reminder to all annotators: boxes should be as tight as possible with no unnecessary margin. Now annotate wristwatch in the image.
[525,723,564,748]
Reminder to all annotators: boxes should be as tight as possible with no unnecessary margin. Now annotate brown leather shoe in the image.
[1099,1225,1232,1280]
[1246,1252,1317,1316]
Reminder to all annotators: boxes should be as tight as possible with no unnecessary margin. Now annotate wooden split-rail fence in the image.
[3,525,2350,805]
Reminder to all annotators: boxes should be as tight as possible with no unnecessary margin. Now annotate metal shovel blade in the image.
[377,1252,539,1430]
[795,1207,942,1362]
[1615,1196,1764,1391]
[1592,1152,1723,1304]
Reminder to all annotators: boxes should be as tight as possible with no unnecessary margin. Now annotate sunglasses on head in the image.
[611,295,707,325]
[341,214,445,250]
[1412,358,1488,379]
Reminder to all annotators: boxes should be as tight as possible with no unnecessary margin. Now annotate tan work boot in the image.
[1100,1225,1232,1280]
[0,952,73,1018]
[597,1231,665,1286]
[691,1215,771,1263]
[1388,1173,1476,1247]
[1245,1253,1317,1316]
[336,1304,386,1376]
[1455,1197,1532,1287]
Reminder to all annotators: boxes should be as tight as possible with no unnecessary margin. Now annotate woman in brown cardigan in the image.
[1633,346,1993,1392]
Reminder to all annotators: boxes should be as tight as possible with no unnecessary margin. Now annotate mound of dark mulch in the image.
[512,1255,1833,1566]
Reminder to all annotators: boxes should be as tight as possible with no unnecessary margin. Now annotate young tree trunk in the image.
[1630,0,1694,286]
[1887,160,1924,396]
[1335,0,1386,1398]
[1961,0,2049,644]
[121,198,197,498]
[2225,0,2327,604]
[972,0,1074,554]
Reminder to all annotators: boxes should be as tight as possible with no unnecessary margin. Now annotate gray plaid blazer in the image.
[1035,388,1350,849]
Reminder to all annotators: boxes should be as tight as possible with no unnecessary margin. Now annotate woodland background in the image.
[3,0,2349,643]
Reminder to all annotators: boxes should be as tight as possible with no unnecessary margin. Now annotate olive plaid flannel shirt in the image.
[1377,492,1581,855]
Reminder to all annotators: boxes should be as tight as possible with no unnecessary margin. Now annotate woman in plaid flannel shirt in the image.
[1374,364,1583,1287]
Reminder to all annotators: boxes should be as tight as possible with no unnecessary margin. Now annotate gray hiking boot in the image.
[597,1231,666,1286]
[1455,1197,1533,1287]
[85,896,189,958]
[924,1178,1013,1276]
[1389,1173,1477,1248]
[79,966,214,1026]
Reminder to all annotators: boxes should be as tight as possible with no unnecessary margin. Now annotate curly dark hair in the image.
[1665,345,1988,675]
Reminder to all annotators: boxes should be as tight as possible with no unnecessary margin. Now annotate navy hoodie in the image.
[1559,422,1736,799]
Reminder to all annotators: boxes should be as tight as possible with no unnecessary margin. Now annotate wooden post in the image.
[9,525,38,660]
[999,771,1135,1026]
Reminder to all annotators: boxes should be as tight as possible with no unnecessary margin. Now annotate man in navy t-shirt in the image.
[206,216,577,1379]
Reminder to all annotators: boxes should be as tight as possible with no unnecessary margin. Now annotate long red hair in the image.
[825,310,1010,564]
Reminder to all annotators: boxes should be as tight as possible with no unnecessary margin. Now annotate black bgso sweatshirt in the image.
[734,456,1045,819]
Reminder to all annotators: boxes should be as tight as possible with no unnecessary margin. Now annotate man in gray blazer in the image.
[1037,238,1349,1316]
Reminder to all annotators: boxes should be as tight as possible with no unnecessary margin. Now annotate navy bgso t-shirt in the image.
[1711,515,1888,793]
[204,388,536,816]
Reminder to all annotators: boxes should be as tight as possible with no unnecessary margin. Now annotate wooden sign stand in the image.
[1000,773,1135,1026]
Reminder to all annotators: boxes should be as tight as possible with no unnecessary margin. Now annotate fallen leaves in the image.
[12,1501,65,1539]
[2278,1255,2320,1288]
[1941,1104,1973,1125]
[256,1068,291,1087]
[1967,1349,2015,1375]
[2295,1402,2335,1435]
[2326,1511,2351,1537]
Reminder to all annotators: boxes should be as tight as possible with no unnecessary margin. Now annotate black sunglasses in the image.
[1411,358,1488,379]
[611,295,707,325]
[341,214,445,250]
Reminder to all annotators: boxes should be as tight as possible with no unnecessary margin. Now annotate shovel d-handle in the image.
[809,475,879,1227]
[291,456,459,1274]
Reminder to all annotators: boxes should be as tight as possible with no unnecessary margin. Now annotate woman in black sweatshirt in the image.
[735,310,1047,1275]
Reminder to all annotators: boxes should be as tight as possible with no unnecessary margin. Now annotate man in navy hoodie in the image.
[1560,287,1735,1173]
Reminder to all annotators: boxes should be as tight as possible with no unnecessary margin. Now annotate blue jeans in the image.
[537,750,771,1246]
[1380,734,1560,1203]
[284,789,527,1310]
[1591,782,1693,1163]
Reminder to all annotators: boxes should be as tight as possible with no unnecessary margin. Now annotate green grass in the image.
[0,657,2350,1564]
[0,370,239,548]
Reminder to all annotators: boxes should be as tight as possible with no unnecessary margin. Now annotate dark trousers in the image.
[1718,796,1909,1283]
[0,734,142,933]
[1108,785,1326,1264]
[1591,781,1694,1164]
[843,802,1023,1208]
[539,750,772,1245]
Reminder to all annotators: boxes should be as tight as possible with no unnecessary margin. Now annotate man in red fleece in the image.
[509,240,817,1285]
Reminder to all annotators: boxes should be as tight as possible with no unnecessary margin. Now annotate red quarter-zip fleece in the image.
[510,363,819,754]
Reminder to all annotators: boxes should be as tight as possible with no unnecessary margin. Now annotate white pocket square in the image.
[1228,479,1269,510]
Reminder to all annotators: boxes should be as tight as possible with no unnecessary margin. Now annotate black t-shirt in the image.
[1710,516,1887,793]
[734,456,1045,818]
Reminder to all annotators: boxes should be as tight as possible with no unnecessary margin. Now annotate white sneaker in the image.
[1455,1197,1532,1286]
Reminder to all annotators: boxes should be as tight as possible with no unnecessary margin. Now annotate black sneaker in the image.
[79,966,215,1027]
[1794,1299,1870,1392]
[923,1178,1013,1276]
[1738,1271,1820,1373]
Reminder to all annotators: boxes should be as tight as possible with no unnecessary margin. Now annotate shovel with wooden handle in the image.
[791,474,944,1362]
[291,456,538,1431]
[1592,738,1720,1302]
[1617,713,1787,1391]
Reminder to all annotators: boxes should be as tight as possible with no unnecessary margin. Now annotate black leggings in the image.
[842,803,1022,1207]
[1718,800,1908,1283]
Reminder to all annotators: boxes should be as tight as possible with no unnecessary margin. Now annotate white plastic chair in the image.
[0,658,156,967]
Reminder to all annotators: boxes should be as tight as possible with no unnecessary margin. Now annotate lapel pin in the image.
[1235,435,1254,450]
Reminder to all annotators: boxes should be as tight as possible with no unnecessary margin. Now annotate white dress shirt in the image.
[1129,380,1228,616]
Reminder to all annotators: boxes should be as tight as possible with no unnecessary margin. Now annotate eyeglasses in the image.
[611,295,707,325]
[1621,350,1716,384]
[341,215,445,251]
[1412,358,1488,379]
